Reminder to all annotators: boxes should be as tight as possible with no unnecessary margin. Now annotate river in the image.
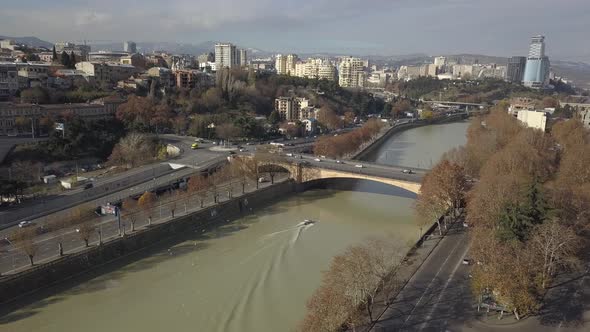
[0,120,469,332]
[367,120,470,169]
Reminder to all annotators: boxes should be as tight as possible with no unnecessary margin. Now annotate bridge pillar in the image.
[295,163,303,183]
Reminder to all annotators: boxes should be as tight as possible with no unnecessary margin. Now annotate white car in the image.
[402,169,414,174]
[314,158,322,162]
[335,160,343,164]
[355,164,364,168]
[286,153,293,157]
[18,221,34,228]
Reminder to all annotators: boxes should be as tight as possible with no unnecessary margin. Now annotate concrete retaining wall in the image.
[0,180,296,305]
[354,114,467,161]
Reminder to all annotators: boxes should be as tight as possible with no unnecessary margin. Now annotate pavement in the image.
[0,174,290,275]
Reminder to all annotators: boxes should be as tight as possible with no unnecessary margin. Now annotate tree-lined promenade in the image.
[0,150,289,275]
[298,102,590,330]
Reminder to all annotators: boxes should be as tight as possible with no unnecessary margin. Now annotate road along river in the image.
[0,121,470,332]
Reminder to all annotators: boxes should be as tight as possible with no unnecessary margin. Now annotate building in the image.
[517,110,547,131]
[0,98,124,135]
[175,70,200,89]
[215,43,239,69]
[523,35,550,89]
[147,67,175,89]
[16,62,62,88]
[274,97,312,121]
[580,109,590,129]
[338,57,365,88]
[0,62,18,99]
[54,42,91,61]
[508,97,536,116]
[88,51,129,63]
[123,41,137,53]
[434,56,446,67]
[426,64,438,77]
[38,52,54,63]
[506,56,527,83]
[198,52,214,64]
[75,62,137,86]
[451,64,475,79]
[239,49,248,67]
[120,53,146,69]
[249,58,274,72]
[0,40,17,51]
[275,54,298,75]
[293,58,336,81]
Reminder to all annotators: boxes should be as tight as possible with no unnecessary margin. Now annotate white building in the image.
[338,56,365,88]
[517,110,547,131]
[75,61,137,86]
[215,43,239,69]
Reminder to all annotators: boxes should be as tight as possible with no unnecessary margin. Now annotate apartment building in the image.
[54,42,91,61]
[0,62,19,99]
[338,57,365,88]
[0,97,124,135]
[275,54,298,75]
[274,97,314,121]
[215,43,239,69]
[75,62,137,86]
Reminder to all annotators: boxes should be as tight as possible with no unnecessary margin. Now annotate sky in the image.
[1,0,589,61]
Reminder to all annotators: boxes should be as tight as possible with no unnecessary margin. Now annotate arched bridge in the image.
[259,157,424,194]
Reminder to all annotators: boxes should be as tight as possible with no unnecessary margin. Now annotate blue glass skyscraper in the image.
[523,36,550,89]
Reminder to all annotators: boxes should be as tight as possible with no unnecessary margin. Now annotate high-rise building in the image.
[215,43,239,69]
[506,56,527,83]
[434,56,446,67]
[338,57,365,88]
[275,54,298,75]
[239,49,248,67]
[124,41,137,53]
[523,35,550,89]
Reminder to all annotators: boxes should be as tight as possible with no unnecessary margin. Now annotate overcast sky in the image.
[1,0,589,60]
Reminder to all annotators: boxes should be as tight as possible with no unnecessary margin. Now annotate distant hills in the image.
[0,36,53,49]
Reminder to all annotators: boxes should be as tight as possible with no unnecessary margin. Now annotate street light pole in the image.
[116,206,122,236]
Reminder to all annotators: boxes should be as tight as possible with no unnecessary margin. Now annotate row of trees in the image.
[313,119,384,159]
[7,150,290,268]
[434,105,590,319]
[298,236,409,331]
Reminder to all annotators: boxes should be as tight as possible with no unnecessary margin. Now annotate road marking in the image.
[403,232,465,325]
[418,241,471,331]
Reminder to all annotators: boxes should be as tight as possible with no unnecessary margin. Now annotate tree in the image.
[530,218,580,288]
[188,175,211,207]
[76,222,94,247]
[60,51,70,68]
[138,191,157,226]
[268,110,281,125]
[52,45,58,63]
[255,145,288,184]
[415,160,467,234]
[215,123,242,146]
[122,197,139,232]
[69,51,77,68]
[13,228,37,266]
[391,100,411,119]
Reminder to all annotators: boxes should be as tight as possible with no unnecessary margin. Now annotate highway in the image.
[0,175,289,275]
[371,222,472,332]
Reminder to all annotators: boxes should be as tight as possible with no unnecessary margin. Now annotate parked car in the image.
[258,177,268,183]
[18,221,34,228]
[355,164,364,168]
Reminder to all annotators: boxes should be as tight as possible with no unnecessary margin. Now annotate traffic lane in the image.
[299,158,423,183]
[372,226,469,331]
[0,177,286,274]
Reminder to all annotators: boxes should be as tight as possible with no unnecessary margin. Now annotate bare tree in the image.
[76,222,94,247]
[215,123,242,147]
[138,191,157,226]
[13,228,37,266]
[122,198,139,232]
[530,218,580,288]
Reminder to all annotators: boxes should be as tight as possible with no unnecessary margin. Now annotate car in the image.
[335,160,343,164]
[239,148,246,152]
[462,259,471,265]
[402,169,414,174]
[258,177,268,183]
[228,151,236,155]
[83,183,94,190]
[286,153,294,157]
[191,143,199,149]
[463,222,469,228]
[320,155,327,159]
[355,164,364,168]
[18,221,34,228]
[314,158,322,162]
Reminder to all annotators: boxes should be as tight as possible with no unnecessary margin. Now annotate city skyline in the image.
[1,0,589,61]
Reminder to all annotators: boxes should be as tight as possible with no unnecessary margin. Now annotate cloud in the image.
[75,11,112,26]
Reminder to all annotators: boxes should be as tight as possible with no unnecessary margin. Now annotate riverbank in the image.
[353,113,468,162]
[0,179,296,306]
